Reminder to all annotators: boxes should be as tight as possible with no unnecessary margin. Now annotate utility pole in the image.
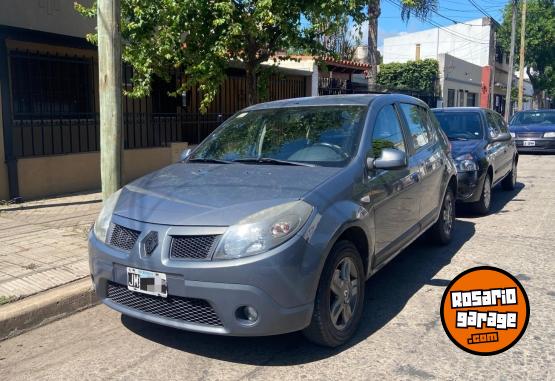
[517,0,527,111]
[504,0,517,122]
[97,0,122,201]
[490,31,496,111]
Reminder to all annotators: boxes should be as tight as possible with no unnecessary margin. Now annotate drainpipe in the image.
[0,34,20,201]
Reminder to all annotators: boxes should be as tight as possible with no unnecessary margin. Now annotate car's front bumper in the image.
[89,215,320,337]
[455,170,485,203]
[514,137,555,153]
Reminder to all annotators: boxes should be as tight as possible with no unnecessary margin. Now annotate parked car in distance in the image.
[509,110,555,153]
[432,107,518,215]
[89,94,457,348]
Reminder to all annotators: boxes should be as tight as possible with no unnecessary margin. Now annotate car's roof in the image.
[244,93,422,111]
[514,109,555,113]
[432,107,486,112]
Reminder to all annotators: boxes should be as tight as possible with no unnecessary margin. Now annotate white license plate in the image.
[127,267,167,298]
[523,140,536,147]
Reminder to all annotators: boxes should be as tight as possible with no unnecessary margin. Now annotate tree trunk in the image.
[245,64,258,106]
[367,0,381,91]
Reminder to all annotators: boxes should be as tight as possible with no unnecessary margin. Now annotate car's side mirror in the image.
[491,132,512,142]
[367,148,408,170]
[180,148,192,161]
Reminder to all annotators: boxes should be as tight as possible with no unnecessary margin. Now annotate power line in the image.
[467,0,495,19]
[384,0,490,44]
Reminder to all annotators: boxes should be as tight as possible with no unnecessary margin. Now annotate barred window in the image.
[10,51,95,119]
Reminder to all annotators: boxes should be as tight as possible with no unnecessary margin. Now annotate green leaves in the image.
[76,0,372,111]
[377,59,438,94]
[75,0,443,110]
[498,0,555,99]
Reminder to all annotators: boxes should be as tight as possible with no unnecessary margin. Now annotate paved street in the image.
[1,155,554,380]
[0,193,100,301]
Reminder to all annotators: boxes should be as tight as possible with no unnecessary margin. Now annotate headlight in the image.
[544,132,555,138]
[510,132,516,138]
[454,154,478,172]
[213,200,314,260]
[93,189,122,242]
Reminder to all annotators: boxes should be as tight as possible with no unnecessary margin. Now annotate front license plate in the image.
[523,140,536,147]
[127,267,167,298]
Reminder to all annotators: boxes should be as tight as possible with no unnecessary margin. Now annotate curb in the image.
[0,278,98,341]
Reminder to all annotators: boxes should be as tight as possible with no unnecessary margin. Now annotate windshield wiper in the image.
[233,157,316,167]
[449,137,469,141]
[187,158,232,164]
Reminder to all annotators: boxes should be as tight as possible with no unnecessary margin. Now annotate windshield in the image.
[433,112,483,140]
[189,106,367,167]
[511,111,555,125]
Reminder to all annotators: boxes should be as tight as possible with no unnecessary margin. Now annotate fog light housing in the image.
[235,306,259,324]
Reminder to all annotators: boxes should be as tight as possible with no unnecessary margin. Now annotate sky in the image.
[366,0,508,51]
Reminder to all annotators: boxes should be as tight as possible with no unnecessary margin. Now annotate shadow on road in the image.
[457,181,524,217]
[122,220,475,365]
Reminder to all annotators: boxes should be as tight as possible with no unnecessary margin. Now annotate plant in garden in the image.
[377,59,439,94]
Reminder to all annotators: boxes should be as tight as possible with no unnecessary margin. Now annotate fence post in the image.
[0,35,20,201]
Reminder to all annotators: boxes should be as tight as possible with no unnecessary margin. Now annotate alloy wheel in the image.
[483,177,491,209]
[329,257,359,330]
[442,192,454,236]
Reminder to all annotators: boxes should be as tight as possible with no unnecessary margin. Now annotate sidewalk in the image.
[0,192,101,304]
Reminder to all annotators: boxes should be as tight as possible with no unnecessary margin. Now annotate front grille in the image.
[517,132,543,138]
[106,282,223,326]
[170,235,220,259]
[109,224,140,251]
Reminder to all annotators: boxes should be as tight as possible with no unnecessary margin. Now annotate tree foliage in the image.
[319,17,362,61]
[498,0,555,103]
[77,0,368,111]
[377,59,438,94]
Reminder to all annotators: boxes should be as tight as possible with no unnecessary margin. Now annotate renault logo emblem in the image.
[142,231,158,256]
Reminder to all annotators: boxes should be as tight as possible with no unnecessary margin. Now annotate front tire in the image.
[471,174,492,215]
[303,241,365,347]
[429,187,455,245]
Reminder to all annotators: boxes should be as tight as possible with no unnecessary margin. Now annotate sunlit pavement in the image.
[0,155,553,380]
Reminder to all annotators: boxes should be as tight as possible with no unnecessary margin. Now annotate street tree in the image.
[366,0,438,90]
[77,0,368,111]
[498,0,555,107]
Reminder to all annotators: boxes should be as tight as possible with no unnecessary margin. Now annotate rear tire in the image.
[471,174,492,215]
[303,241,365,347]
[429,187,455,245]
[502,159,517,191]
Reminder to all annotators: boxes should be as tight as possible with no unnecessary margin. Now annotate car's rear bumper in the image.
[515,138,555,153]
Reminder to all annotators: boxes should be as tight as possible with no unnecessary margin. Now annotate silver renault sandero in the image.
[89,94,457,347]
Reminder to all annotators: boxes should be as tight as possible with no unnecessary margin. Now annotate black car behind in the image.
[432,107,518,214]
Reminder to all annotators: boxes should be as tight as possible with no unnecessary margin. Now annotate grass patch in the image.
[0,295,16,305]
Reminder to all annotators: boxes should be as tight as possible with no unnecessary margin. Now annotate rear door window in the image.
[486,111,502,138]
[399,103,432,150]
[494,113,509,133]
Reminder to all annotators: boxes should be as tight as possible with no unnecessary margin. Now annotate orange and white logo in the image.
[440,266,530,355]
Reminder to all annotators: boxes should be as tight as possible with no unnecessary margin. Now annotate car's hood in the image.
[114,163,340,226]
[510,124,555,133]
[450,139,485,158]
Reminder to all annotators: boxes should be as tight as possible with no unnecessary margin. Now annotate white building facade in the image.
[383,17,511,114]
